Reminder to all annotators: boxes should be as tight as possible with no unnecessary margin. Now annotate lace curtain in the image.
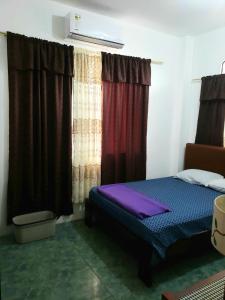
[72,48,102,203]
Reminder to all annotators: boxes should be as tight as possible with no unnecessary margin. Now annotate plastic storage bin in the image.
[12,211,56,243]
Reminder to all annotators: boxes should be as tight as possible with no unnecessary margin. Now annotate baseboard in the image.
[0,203,85,237]
[0,224,13,236]
[57,203,84,223]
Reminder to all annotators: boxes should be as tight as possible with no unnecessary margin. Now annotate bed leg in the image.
[85,198,97,227]
[138,241,153,287]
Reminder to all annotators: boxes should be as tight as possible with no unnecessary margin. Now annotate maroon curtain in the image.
[195,75,225,147]
[7,32,73,223]
[101,53,151,184]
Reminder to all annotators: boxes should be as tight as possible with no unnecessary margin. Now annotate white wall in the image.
[0,0,186,235]
[178,26,225,169]
[0,34,9,235]
[192,27,225,78]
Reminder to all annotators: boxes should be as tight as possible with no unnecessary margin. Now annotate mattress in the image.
[89,177,222,259]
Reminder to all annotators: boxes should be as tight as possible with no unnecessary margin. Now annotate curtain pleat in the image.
[72,48,102,203]
[102,52,151,84]
[101,53,150,184]
[195,75,225,147]
[7,32,73,223]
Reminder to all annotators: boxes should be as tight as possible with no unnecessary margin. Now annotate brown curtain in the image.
[195,75,225,147]
[7,32,73,223]
[101,53,151,184]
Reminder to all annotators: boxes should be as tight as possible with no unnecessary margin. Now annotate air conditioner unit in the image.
[65,12,124,49]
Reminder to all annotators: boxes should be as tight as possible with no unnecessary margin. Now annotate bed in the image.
[85,143,225,285]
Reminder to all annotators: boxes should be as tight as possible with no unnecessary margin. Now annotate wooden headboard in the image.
[184,143,225,177]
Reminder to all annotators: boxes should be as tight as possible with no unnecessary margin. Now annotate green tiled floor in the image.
[1,221,225,300]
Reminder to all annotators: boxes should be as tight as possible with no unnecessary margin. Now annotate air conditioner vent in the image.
[65,12,124,49]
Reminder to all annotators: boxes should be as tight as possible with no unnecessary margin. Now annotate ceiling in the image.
[54,0,225,36]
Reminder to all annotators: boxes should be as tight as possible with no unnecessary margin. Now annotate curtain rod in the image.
[152,60,163,64]
[192,61,225,82]
[0,31,163,64]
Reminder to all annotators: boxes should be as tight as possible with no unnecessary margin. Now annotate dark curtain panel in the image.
[101,53,151,184]
[7,32,74,223]
[195,75,225,147]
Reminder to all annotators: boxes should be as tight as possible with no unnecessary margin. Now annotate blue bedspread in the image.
[89,177,222,260]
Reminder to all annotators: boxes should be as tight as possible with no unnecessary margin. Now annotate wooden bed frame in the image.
[85,143,225,286]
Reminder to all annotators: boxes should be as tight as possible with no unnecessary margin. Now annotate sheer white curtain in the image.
[72,48,102,204]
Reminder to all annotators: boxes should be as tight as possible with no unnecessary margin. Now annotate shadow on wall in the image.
[52,15,65,40]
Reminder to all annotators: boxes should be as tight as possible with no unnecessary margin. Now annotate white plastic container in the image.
[12,211,56,243]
